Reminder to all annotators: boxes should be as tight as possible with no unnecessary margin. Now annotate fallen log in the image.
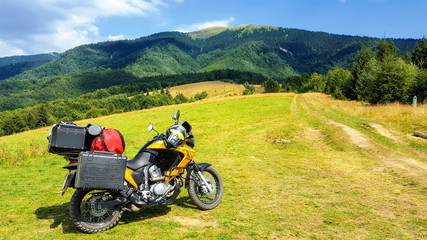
[414,131,427,139]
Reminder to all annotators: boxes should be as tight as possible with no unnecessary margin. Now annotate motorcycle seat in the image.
[126,150,156,170]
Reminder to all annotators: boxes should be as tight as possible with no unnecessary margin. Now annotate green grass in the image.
[0,94,426,239]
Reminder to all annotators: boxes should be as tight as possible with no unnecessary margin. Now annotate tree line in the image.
[279,39,426,104]
[0,69,267,111]
[0,89,208,137]
[0,69,267,136]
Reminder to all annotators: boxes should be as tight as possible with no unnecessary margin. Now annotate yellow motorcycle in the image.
[49,110,223,233]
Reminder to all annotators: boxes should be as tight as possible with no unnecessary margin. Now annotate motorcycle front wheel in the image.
[69,189,123,233]
[188,166,223,210]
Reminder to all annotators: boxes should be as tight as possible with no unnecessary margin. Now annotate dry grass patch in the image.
[167,81,243,99]
[165,81,264,100]
[303,93,427,133]
[369,123,403,143]
[172,216,218,228]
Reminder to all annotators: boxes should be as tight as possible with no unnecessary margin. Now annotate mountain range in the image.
[0,25,419,111]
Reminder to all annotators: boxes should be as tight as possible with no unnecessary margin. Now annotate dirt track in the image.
[299,95,427,180]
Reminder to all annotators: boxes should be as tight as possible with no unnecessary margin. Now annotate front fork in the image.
[186,161,213,192]
[196,171,213,193]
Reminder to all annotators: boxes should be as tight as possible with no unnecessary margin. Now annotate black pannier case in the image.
[75,151,127,190]
[48,123,87,154]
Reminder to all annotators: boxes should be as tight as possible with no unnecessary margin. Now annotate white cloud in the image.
[108,34,126,41]
[92,0,160,16]
[0,41,27,57]
[0,0,177,57]
[176,17,235,33]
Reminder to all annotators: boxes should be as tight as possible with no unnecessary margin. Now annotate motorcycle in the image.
[49,110,223,233]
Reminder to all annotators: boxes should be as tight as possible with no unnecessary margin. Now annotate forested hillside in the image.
[6,26,417,83]
[0,53,60,67]
[0,52,60,80]
[0,25,418,111]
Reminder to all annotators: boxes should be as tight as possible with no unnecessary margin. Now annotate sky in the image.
[0,0,426,57]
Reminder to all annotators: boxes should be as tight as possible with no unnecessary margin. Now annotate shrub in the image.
[263,78,280,93]
[243,82,255,95]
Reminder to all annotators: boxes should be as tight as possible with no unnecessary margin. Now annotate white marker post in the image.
[412,96,417,108]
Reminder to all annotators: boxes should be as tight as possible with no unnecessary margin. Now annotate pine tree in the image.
[350,46,374,99]
[325,68,351,95]
[412,38,427,69]
[376,39,398,62]
[34,104,50,127]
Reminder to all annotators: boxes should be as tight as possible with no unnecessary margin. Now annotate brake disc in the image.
[87,195,109,217]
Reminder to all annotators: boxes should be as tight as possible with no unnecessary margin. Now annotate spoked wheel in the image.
[188,166,223,210]
[70,189,123,233]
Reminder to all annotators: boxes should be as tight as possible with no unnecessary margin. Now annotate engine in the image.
[138,165,175,201]
[150,182,171,196]
[148,165,164,181]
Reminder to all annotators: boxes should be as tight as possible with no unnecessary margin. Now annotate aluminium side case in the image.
[75,151,127,190]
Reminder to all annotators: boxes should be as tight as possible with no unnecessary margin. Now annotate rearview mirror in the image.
[172,110,180,121]
[147,124,153,132]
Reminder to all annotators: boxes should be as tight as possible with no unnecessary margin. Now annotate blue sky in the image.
[0,0,426,57]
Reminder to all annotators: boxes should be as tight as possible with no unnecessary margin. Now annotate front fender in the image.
[185,163,211,189]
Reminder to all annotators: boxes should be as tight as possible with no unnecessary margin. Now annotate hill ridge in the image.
[4,24,418,82]
[0,24,419,111]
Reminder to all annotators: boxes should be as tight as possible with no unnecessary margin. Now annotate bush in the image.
[356,57,418,104]
[303,73,326,93]
[174,93,189,104]
[243,82,255,95]
[332,88,347,100]
[194,91,208,100]
[263,78,280,93]
[411,69,427,103]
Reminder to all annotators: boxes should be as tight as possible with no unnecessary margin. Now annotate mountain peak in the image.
[188,24,279,39]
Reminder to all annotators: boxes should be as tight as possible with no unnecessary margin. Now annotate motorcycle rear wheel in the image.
[70,189,123,233]
[188,166,223,210]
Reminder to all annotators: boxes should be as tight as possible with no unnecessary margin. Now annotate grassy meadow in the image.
[0,91,426,239]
